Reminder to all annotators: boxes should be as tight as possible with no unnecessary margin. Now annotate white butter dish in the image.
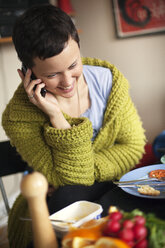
[49,200,103,238]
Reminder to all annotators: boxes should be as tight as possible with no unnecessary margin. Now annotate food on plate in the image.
[137,185,160,196]
[148,169,165,179]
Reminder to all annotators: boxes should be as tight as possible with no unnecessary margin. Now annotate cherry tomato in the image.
[134,239,148,248]
[122,219,134,229]
[134,216,146,226]
[118,228,134,242]
[109,211,123,221]
[133,224,147,240]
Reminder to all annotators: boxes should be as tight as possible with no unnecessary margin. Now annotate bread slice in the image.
[137,185,160,196]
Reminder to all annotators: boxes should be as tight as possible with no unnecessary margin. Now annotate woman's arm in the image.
[2,94,145,186]
[2,103,95,187]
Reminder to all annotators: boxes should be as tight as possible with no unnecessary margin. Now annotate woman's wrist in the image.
[50,111,71,129]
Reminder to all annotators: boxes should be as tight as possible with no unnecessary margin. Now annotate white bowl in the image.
[49,201,103,238]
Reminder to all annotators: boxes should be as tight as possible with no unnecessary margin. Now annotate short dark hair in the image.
[12,4,80,68]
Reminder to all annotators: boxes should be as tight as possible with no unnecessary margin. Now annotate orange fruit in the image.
[62,236,130,248]
[62,217,130,248]
[72,237,94,248]
[64,217,108,240]
[95,237,130,248]
[62,217,108,248]
[62,228,99,248]
[62,236,94,248]
[80,217,108,230]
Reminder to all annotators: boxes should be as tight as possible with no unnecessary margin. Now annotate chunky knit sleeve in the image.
[2,85,94,187]
[81,57,146,182]
[93,95,146,182]
[2,110,94,186]
[43,117,94,185]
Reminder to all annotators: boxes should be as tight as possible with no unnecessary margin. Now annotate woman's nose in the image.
[60,72,72,86]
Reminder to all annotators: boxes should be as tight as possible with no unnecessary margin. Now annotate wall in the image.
[0,43,22,204]
[72,0,165,142]
[0,43,21,141]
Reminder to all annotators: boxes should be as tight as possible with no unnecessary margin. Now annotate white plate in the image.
[120,164,165,199]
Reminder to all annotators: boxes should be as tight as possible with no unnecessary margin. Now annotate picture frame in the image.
[112,0,165,38]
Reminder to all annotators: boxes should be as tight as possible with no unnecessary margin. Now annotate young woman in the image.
[2,4,146,247]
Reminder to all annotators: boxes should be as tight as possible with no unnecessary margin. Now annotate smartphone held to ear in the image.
[21,63,46,97]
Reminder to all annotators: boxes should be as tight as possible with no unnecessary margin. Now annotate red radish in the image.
[106,220,121,233]
[122,219,134,229]
[133,225,147,240]
[134,216,146,226]
[134,239,148,248]
[119,228,134,242]
[109,211,123,221]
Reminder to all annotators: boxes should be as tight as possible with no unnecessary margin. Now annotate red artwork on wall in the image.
[113,0,165,38]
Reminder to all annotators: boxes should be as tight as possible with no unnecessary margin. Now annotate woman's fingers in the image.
[17,69,24,81]
[22,68,32,88]
[17,68,32,88]
[17,68,60,118]
[18,67,43,99]
[34,83,46,99]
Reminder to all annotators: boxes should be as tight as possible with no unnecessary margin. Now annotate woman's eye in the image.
[47,74,57,78]
[69,63,77,69]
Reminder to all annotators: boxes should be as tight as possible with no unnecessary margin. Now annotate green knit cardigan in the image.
[2,58,146,247]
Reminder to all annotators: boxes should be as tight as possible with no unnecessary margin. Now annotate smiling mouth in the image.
[58,82,74,92]
[59,85,72,90]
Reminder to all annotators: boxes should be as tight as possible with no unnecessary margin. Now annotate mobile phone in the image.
[21,63,46,97]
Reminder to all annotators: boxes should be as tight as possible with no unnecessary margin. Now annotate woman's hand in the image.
[18,68,71,129]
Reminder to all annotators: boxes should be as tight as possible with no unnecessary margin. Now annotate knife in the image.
[117,183,165,188]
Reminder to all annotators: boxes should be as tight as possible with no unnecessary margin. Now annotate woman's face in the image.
[32,38,83,98]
